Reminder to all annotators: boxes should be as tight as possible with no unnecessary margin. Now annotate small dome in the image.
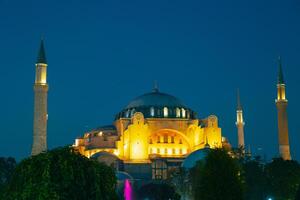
[182,148,209,169]
[116,171,133,181]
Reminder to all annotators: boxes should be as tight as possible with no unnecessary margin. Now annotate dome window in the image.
[125,110,130,118]
[181,108,186,118]
[176,108,180,118]
[150,107,155,117]
[163,107,168,117]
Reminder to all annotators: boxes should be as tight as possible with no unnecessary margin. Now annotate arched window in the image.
[125,110,130,118]
[176,107,180,117]
[181,108,186,118]
[163,107,168,117]
[171,136,174,143]
[164,135,168,143]
[157,109,161,116]
[150,107,155,117]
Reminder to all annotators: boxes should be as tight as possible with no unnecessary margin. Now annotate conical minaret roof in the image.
[237,89,242,111]
[37,39,47,64]
[277,57,284,84]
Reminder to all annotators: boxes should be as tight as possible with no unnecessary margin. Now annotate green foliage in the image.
[265,158,300,200]
[137,182,181,200]
[242,160,267,200]
[3,147,117,200]
[191,148,244,200]
[0,157,16,198]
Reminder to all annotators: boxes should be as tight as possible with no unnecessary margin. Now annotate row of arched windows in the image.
[115,106,196,119]
[149,148,187,155]
[149,136,182,144]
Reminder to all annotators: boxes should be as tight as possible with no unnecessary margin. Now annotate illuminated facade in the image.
[275,58,291,160]
[32,40,48,155]
[74,87,226,179]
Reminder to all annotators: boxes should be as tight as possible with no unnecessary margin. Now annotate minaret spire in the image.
[277,56,284,84]
[37,39,47,64]
[32,39,49,155]
[152,80,159,92]
[236,89,245,150]
[275,57,291,160]
[237,88,242,110]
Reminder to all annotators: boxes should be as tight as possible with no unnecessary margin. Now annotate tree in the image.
[0,157,16,198]
[242,159,267,200]
[168,167,190,199]
[265,158,300,200]
[137,182,180,200]
[296,185,300,200]
[191,148,244,200]
[3,147,117,200]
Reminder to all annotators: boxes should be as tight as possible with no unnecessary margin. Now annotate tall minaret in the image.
[275,57,291,160]
[236,89,245,149]
[31,39,48,155]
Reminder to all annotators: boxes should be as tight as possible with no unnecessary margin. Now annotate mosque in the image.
[31,40,292,181]
[73,86,229,179]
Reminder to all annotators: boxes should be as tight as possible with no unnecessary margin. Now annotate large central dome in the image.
[126,91,186,109]
[115,89,196,120]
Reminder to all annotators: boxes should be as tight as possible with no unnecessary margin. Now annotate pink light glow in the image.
[124,179,132,200]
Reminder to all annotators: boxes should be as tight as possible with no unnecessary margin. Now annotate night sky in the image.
[0,0,299,161]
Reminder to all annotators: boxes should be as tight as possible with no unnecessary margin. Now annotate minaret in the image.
[31,39,48,155]
[275,57,291,160]
[236,89,245,149]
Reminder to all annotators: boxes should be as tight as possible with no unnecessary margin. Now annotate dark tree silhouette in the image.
[242,160,267,200]
[295,184,300,200]
[3,147,117,200]
[265,158,300,200]
[191,148,244,200]
[0,157,16,198]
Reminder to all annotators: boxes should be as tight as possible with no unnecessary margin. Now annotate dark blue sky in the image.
[0,0,299,161]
